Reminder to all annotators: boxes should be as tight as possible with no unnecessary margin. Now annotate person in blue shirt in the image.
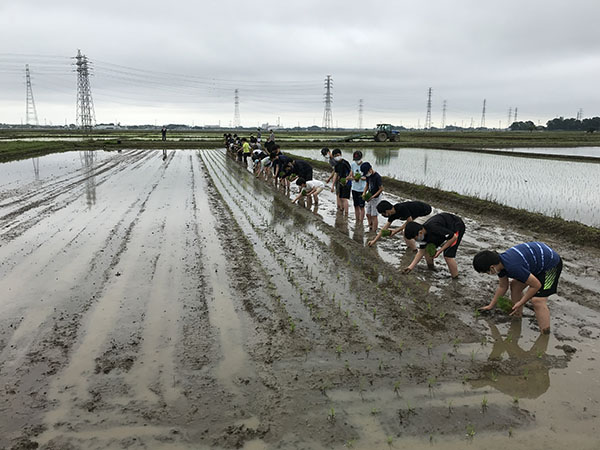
[472,242,563,334]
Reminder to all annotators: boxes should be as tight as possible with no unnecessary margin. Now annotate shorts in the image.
[442,221,465,258]
[533,258,562,297]
[338,182,351,199]
[351,190,365,207]
[365,195,382,216]
[414,211,436,225]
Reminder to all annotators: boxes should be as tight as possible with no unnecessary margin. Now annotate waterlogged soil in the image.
[0,149,599,450]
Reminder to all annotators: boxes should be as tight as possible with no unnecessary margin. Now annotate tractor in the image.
[374,123,400,142]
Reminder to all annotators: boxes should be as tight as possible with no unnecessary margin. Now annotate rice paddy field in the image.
[0,147,599,449]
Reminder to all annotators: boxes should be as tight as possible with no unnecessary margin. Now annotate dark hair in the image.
[332,148,342,156]
[404,222,423,240]
[353,150,363,161]
[273,144,280,151]
[377,200,393,215]
[473,250,500,273]
[296,177,306,186]
[241,137,247,142]
[320,147,330,156]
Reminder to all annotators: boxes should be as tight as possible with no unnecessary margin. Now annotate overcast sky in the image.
[1,0,599,128]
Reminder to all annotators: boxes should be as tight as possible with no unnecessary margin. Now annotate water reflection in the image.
[79,151,97,208]
[32,158,40,181]
[471,320,550,399]
[296,148,600,227]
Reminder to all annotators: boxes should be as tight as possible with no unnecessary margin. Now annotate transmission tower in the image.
[441,100,447,129]
[480,99,487,128]
[424,87,432,129]
[25,65,39,126]
[74,50,96,130]
[507,107,513,128]
[233,89,240,127]
[322,75,333,130]
[358,99,364,129]
[576,108,583,121]
[514,107,518,123]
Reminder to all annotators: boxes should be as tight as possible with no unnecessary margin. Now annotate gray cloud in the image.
[1,0,599,127]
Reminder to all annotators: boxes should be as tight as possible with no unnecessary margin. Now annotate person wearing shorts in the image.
[367,200,434,248]
[292,178,324,205]
[403,212,466,278]
[331,149,352,215]
[360,162,383,231]
[350,151,366,224]
[472,242,562,334]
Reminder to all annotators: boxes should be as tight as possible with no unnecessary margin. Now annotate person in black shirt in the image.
[281,159,313,182]
[367,200,433,248]
[360,162,384,231]
[402,212,466,278]
[330,149,352,215]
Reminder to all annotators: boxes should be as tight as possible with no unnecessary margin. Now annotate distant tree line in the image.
[545,116,600,132]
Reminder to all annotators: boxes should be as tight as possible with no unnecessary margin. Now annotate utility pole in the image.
[441,100,447,129]
[74,50,96,130]
[358,98,363,129]
[322,75,333,130]
[507,107,513,128]
[425,87,432,129]
[25,65,39,126]
[233,89,240,128]
[480,99,486,128]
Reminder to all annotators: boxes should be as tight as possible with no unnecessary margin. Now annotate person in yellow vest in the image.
[241,137,252,167]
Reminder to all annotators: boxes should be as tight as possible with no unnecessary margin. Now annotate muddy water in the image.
[293,148,600,227]
[0,149,599,449]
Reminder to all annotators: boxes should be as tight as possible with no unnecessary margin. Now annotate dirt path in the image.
[0,149,598,449]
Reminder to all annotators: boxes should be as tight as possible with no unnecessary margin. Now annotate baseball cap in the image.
[353,151,363,161]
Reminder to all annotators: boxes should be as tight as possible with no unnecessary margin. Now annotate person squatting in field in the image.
[291,178,325,205]
[368,200,434,248]
[402,212,466,278]
[472,242,562,334]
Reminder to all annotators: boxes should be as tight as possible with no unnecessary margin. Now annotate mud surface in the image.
[0,149,598,449]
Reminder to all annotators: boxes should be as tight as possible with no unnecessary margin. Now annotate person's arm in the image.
[403,248,427,273]
[433,232,458,258]
[330,172,338,192]
[367,221,391,247]
[372,183,383,198]
[391,217,411,236]
[510,274,542,315]
[326,169,335,184]
[480,276,509,311]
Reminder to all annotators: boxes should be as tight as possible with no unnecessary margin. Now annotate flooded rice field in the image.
[294,148,600,228]
[0,149,599,449]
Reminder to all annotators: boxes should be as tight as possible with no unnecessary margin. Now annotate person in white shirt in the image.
[292,178,324,205]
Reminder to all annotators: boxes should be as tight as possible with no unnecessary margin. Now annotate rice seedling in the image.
[496,295,513,314]
[427,342,433,355]
[447,400,453,414]
[406,401,416,415]
[381,229,391,237]
[328,406,336,422]
[473,309,481,318]
[508,427,513,438]
[373,307,377,319]
[365,345,372,358]
[427,376,437,389]
[288,317,296,333]
[439,311,446,319]
[378,359,383,371]
[536,349,544,359]
[481,396,488,412]
[441,353,447,365]
[345,439,356,448]
[393,380,401,396]
[523,368,529,380]
[513,396,519,405]
[470,349,476,363]
[354,172,361,182]
[425,243,437,257]
[362,191,372,201]
[490,370,498,382]
[453,338,460,349]
[466,424,476,438]
[386,436,393,448]
[336,345,342,357]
